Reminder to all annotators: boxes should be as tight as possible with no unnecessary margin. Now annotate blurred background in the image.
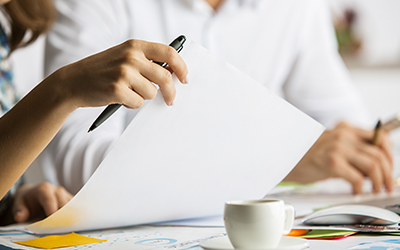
[11,0,400,183]
[327,0,400,178]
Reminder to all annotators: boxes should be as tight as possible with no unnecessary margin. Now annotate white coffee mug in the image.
[224,199,294,249]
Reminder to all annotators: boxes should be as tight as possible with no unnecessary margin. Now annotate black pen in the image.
[372,120,382,146]
[88,35,186,133]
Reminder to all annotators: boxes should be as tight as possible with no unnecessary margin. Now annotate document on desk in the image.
[28,42,324,234]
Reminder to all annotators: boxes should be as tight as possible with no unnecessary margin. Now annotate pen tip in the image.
[88,124,97,133]
[376,120,382,128]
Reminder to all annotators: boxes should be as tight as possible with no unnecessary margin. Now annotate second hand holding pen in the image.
[88,35,186,133]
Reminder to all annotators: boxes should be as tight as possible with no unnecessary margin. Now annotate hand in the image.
[12,182,73,223]
[54,39,188,109]
[284,122,393,194]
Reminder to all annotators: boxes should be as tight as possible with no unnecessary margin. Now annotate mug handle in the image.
[283,205,294,234]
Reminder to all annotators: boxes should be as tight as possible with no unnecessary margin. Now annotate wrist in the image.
[41,67,80,113]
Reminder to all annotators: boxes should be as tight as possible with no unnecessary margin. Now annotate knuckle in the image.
[113,84,127,102]
[139,87,157,100]
[376,151,385,162]
[155,69,173,87]
[368,160,379,173]
[329,142,343,153]
[38,182,53,191]
[105,81,120,97]
[332,129,348,141]
[326,154,341,169]
[118,64,131,79]
[147,87,158,99]
[123,51,141,66]
[337,121,349,128]
[124,39,139,49]
[132,98,144,109]
[55,186,66,193]
[164,45,177,59]
[161,69,173,83]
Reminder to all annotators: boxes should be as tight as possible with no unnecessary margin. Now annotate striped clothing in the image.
[0,25,19,217]
[0,26,16,116]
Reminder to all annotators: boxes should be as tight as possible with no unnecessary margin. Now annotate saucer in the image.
[200,236,308,250]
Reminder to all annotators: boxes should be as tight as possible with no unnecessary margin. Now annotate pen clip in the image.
[177,46,183,53]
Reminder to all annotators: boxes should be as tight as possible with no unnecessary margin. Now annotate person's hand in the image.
[53,39,188,109]
[12,182,73,223]
[284,122,393,194]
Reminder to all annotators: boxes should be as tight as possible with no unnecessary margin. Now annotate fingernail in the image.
[169,100,175,106]
[183,76,189,84]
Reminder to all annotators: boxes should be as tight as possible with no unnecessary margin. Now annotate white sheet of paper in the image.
[27,42,324,234]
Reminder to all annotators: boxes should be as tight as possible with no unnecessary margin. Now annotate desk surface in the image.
[2,180,400,249]
[1,225,400,250]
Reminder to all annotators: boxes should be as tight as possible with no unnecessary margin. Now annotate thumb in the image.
[13,198,30,223]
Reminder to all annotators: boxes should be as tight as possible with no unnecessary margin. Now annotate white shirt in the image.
[42,0,370,194]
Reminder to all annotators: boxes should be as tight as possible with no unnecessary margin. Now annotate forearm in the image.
[0,70,75,199]
[0,37,189,199]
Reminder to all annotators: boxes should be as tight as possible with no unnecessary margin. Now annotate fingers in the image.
[139,60,177,105]
[352,125,393,192]
[348,152,384,193]
[119,87,145,109]
[12,183,73,223]
[65,39,188,109]
[132,41,188,106]
[330,155,364,194]
[324,123,393,193]
[115,69,153,109]
[354,143,394,193]
[379,130,393,165]
[37,184,72,216]
[116,40,188,107]
[55,186,73,207]
[347,123,393,164]
[140,41,188,84]
[12,192,31,223]
[34,183,59,216]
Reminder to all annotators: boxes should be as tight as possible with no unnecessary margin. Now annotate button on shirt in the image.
[43,0,371,194]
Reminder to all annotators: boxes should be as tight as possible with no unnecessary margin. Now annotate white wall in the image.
[327,0,400,66]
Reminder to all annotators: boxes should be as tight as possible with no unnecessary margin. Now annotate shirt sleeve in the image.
[43,0,129,194]
[282,0,371,129]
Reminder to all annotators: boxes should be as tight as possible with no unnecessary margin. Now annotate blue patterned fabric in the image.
[0,26,17,116]
[0,180,20,217]
[0,26,19,218]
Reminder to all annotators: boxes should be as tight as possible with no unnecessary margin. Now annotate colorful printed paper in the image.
[15,233,106,249]
[298,229,357,240]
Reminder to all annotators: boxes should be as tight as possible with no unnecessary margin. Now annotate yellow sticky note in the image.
[15,232,106,249]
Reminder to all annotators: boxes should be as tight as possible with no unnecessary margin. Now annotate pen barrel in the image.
[372,120,382,146]
[90,104,122,131]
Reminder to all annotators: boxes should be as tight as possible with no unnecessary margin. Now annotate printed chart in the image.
[349,238,400,250]
[0,226,225,250]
